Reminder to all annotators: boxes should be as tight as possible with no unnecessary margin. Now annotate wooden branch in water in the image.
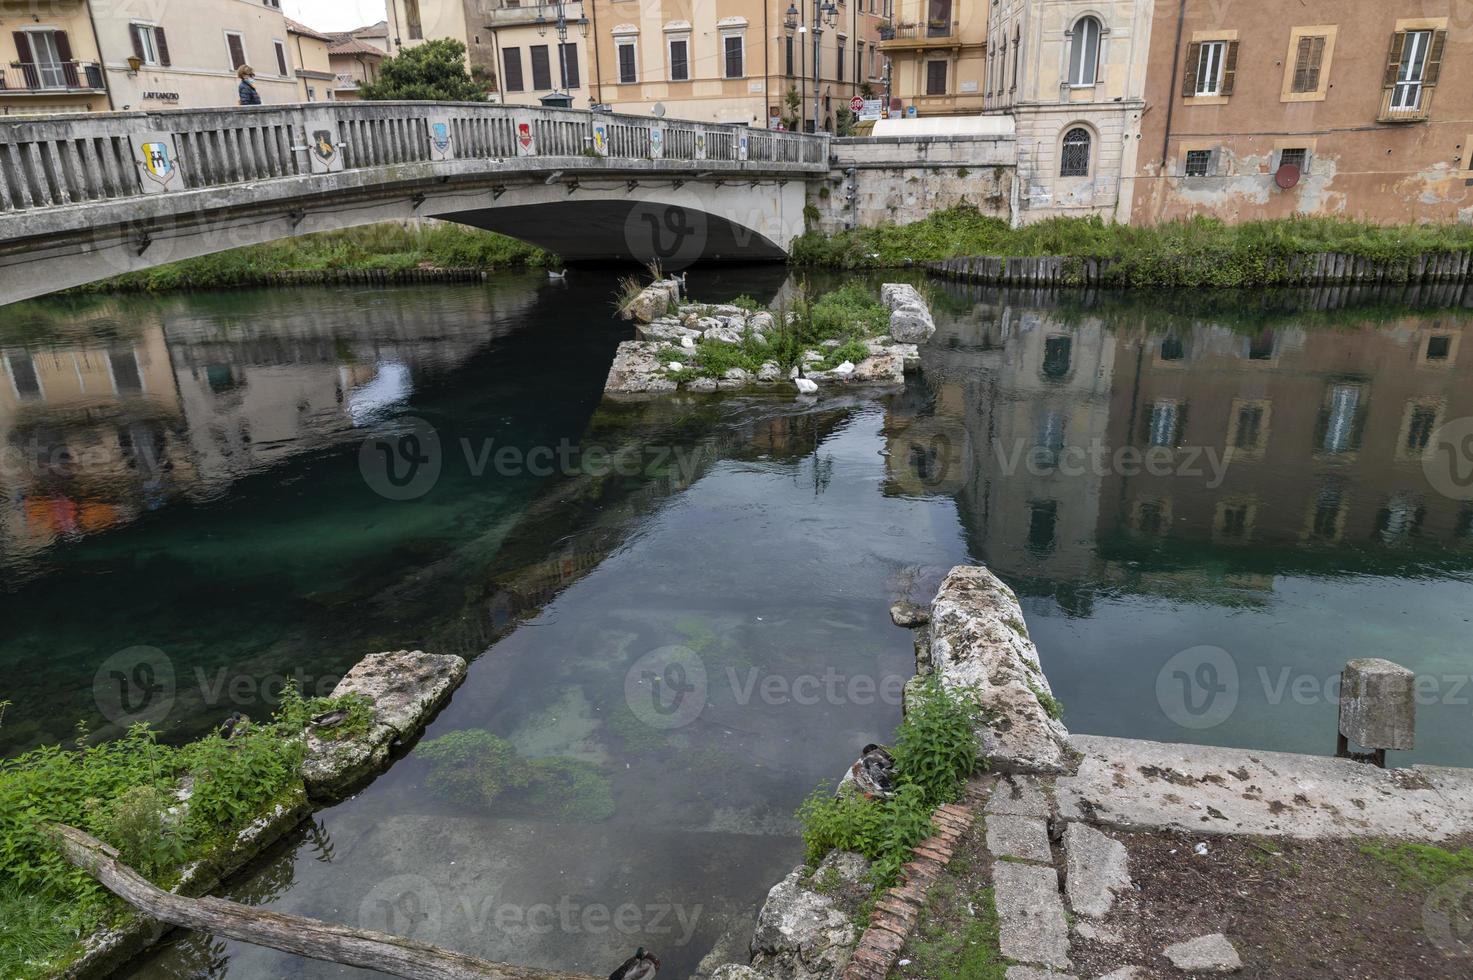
[53,825,601,980]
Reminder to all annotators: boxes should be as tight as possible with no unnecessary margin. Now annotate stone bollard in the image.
[1336,658,1415,768]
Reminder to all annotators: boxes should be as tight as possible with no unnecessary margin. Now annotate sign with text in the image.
[857,99,884,121]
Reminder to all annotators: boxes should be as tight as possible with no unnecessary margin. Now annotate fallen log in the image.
[53,825,601,980]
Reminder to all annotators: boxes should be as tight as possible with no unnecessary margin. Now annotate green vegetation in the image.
[662,281,890,381]
[0,684,367,978]
[796,679,985,886]
[1362,841,1473,890]
[78,223,549,294]
[417,729,614,821]
[359,38,490,102]
[1026,681,1064,722]
[792,203,1473,286]
[903,883,1007,980]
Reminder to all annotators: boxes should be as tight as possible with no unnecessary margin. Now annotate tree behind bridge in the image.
[359,39,490,102]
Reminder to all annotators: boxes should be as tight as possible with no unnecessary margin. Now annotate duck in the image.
[310,708,350,730]
[219,712,246,739]
[849,743,897,799]
[794,377,818,395]
[547,268,567,281]
[609,947,660,980]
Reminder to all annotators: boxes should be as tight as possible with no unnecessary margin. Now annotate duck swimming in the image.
[849,743,897,799]
[609,947,660,980]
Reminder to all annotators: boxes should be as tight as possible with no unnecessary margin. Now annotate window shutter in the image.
[275,41,288,77]
[1384,31,1407,89]
[227,34,245,70]
[13,30,33,65]
[562,43,579,89]
[128,24,145,61]
[1221,41,1239,96]
[156,28,171,66]
[1182,41,1201,98]
[1425,29,1447,87]
[54,30,73,61]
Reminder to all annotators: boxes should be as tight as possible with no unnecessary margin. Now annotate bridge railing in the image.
[0,102,828,214]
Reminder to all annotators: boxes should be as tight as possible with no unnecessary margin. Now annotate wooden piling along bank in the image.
[926,251,1473,288]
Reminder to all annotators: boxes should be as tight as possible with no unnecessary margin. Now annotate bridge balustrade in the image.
[0,102,828,214]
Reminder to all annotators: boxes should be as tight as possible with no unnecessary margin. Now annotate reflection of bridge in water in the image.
[0,103,827,304]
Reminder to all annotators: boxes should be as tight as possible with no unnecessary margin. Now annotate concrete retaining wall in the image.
[813,136,1017,234]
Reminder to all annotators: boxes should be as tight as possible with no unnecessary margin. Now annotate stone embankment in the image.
[66,649,466,980]
[604,279,931,397]
[704,564,1473,980]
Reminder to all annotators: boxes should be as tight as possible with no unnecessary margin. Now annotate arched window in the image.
[1068,16,1101,86]
[1061,127,1091,177]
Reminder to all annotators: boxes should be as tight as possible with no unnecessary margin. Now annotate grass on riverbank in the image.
[78,222,551,294]
[792,204,1473,286]
[0,686,358,978]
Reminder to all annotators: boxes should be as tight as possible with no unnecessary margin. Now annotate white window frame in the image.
[615,37,638,84]
[1392,29,1432,111]
[721,30,746,79]
[1067,16,1101,87]
[131,23,161,66]
[1195,40,1225,96]
[224,30,248,71]
[667,34,690,82]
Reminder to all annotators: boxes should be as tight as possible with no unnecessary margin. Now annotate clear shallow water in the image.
[2,275,1471,977]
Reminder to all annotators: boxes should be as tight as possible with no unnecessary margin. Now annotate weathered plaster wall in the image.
[1132,0,1473,225]
[816,135,1017,233]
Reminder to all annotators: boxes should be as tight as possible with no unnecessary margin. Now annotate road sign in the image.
[849,95,865,113]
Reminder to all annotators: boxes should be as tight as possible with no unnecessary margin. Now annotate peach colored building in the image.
[1129,1,1473,224]
[878,0,984,118]
[0,0,107,115]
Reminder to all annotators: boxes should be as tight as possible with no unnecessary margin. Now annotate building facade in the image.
[588,0,886,130]
[1130,1,1473,224]
[92,0,297,110]
[484,1,590,108]
[0,0,108,115]
[878,0,984,118]
[327,36,385,100]
[286,19,337,103]
[987,0,1152,223]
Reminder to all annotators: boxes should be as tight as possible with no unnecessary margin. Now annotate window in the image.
[856,41,863,83]
[1012,24,1020,92]
[1027,500,1058,555]
[812,36,821,80]
[404,0,423,41]
[1147,400,1183,448]
[1042,336,1072,379]
[530,44,551,89]
[1160,336,1185,361]
[129,23,169,67]
[724,33,745,78]
[1290,35,1326,93]
[1310,483,1346,540]
[5,354,41,400]
[225,32,247,71]
[1068,16,1101,87]
[1319,383,1365,454]
[1233,404,1265,450]
[836,35,845,82]
[1407,405,1439,452]
[1278,147,1308,173]
[785,35,794,76]
[669,38,689,81]
[1428,335,1452,360]
[274,39,289,77]
[927,0,951,39]
[1219,504,1251,540]
[617,39,637,84]
[559,42,579,88]
[1385,29,1444,114]
[1060,127,1090,177]
[926,59,947,95]
[502,47,523,91]
[306,85,316,101]
[15,29,72,88]
[1184,39,1237,97]
[1184,149,1212,177]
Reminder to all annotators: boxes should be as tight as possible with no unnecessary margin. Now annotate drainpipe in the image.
[587,0,603,105]
[85,0,116,111]
[763,0,770,126]
[1159,0,1187,171]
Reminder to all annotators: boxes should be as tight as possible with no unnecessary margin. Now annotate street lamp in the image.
[784,0,838,133]
[535,0,574,100]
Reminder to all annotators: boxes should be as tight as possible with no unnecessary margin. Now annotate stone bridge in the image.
[0,102,829,305]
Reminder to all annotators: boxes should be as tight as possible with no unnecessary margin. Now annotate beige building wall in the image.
[879,0,985,117]
[287,20,337,102]
[93,0,297,110]
[991,0,1153,223]
[0,0,108,115]
[589,0,886,130]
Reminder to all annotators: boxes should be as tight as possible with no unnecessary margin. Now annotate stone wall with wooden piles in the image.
[927,250,1473,288]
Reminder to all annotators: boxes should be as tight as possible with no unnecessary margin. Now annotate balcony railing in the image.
[0,61,105,93]
[1378,85,1434,123]
[479,0,585,28]
[881,21,953,41]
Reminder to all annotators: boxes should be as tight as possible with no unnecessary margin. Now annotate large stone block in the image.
[1339,658,1415,751]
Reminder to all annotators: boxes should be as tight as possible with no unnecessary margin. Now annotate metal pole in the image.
[812,2,821,132]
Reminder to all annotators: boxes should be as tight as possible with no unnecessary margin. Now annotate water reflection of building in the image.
[0,319,196,556]
[1101,316,1473,560]
[897,290,1473,606]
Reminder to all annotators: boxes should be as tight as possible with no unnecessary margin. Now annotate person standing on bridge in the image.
[237,65,262,106]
